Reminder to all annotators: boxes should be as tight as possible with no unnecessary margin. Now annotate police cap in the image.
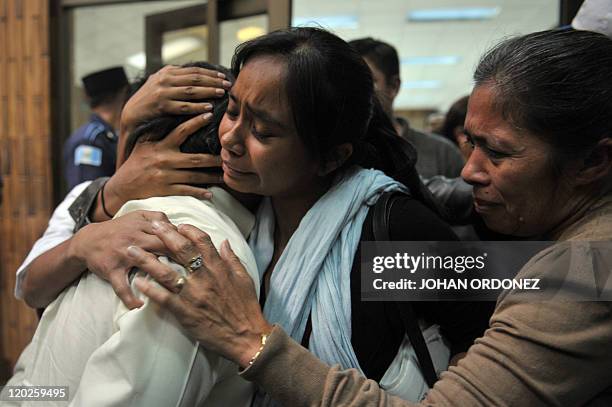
[82,66,129,98]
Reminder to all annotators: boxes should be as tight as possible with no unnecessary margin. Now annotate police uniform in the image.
[63,114,118,190]
[63,66,128,190]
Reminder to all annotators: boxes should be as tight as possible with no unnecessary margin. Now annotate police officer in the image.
[63,66,130,190]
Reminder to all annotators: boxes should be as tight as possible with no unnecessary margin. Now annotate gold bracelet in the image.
[247,332,269,367]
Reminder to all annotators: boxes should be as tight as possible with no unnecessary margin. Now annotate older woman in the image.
[133,28,612,406]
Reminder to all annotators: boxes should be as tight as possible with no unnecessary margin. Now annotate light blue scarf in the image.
[249,166,406,406]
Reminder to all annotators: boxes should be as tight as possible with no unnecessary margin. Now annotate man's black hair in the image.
[348,37,400,84]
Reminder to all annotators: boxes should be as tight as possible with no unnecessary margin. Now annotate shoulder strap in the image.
[372,191,438,388]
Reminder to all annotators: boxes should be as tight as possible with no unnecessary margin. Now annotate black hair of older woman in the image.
[123,62,233,161]
[232,27,442,213]
[474,29,612,179]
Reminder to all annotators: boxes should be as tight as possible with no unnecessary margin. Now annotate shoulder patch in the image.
[74,145,103,167]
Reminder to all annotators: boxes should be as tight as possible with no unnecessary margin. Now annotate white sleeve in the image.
[14,181,92,299]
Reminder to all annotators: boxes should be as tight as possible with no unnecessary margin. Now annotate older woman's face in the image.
[461,85,574,237]
[218,55,322,199]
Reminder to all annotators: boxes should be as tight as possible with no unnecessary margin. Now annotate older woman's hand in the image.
[129,222,272,368]
[69,210,175,309]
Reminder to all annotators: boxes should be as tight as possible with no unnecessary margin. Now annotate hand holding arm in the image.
[22,210,173,309]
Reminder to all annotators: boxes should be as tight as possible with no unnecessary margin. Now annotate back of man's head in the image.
[348,37,400,84]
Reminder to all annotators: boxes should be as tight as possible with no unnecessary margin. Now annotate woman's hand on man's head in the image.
[93,113,224,222]
[120,64,231,138]
[129,222,272,368]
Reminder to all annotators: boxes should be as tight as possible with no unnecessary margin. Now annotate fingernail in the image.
[134,276,146,291]
[222,80,232,88]
[127,245,140,257]
[216,88,225,96]
[203,191,213,200]
[203,112,213,120]
[204,103,213,110]
[221,239,232,250]
[217,72,226,79]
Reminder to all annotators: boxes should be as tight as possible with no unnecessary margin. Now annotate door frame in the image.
[144,0,291,73]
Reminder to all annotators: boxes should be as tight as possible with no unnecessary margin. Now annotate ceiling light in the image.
[407,7,500,22]
[401,56,461,65]
[161,37,202,60]
[402,80,442,89]
[126,36,203,70]
[237,26,266,42]
[127,53,146,70]
[293,15,359,30]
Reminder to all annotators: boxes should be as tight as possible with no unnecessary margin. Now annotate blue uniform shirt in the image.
[63,114,118,190]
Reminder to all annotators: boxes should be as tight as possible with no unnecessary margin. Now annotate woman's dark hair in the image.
[123,62,233,160]
[440,95,469,146]
[474,29,612,173]
[232,27,441,213]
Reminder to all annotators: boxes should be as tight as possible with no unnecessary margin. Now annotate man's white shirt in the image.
[7,188,259,407]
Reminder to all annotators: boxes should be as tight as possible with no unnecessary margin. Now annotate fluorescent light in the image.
[401,56,461,65]
[237,26,266,42]
[293,15,359,30]
[127,53,146,70]
[402,80,442,89]
[126,37,203,70]
[407,7,500,22]
[162,37,202,60]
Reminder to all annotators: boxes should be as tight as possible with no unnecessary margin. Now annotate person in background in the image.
[439,95,471,161]
[349,37,464,178]
[424,112,445,135]
[63,66,130,190]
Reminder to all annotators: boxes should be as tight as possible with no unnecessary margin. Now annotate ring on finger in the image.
[185,254,203,274]
[175,276,187,293]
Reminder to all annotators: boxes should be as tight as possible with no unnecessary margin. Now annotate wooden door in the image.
[0,0,53,383]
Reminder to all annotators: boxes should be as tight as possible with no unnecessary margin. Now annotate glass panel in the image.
[219,14,268,68]
[292,0,559,131]
[71,0,201,133]
[162,25,208,66]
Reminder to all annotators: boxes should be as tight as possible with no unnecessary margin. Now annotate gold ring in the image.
[175,276,186,292]
[186,254,203,273]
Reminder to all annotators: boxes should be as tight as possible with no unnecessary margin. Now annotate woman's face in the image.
[461,85,575,237]
[218,55,323,199]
